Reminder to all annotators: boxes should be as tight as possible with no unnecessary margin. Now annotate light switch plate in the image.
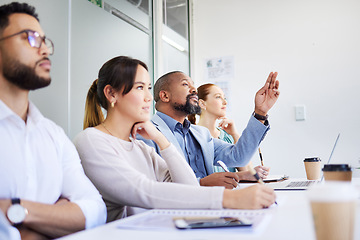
[295,105,306,121]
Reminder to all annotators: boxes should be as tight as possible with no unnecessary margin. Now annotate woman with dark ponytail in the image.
[83,79,104,129]
[74,56,276,223]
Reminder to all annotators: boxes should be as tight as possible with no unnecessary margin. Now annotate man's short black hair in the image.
[154,71,183,103]
[0,2,39,35]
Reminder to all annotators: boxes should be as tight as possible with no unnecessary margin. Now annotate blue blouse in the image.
[213,128,237,172]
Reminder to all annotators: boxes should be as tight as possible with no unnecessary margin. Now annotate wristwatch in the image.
[253,111,268,121]
[7,198,28,226]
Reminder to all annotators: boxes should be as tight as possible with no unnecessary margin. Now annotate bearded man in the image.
[139,71,280,189]
[0,2,106,239]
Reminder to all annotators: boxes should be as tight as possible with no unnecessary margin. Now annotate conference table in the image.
[58,178,360,240]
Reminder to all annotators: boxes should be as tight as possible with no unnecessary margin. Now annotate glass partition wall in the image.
[72,0,190,138]
[162,0,190,74]
[21,0,190,138]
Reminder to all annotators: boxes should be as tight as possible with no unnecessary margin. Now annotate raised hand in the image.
[254,72,280,116]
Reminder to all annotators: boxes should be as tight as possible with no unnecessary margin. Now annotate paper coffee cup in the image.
[304,157,321,180]
[307,182,358,240]
[322,164,352,182]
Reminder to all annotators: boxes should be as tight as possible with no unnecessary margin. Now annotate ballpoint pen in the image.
[217,160,240,187]
[217,160,230,172]
[248,163,264,184]
[258,148,264,166]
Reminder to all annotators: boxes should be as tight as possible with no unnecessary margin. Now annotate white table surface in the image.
[58,179,360,240]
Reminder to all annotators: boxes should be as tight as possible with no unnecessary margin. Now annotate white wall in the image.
[192,0,360,177]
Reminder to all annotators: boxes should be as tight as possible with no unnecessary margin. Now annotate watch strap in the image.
[11,198,20,205]
[253,112,268,121]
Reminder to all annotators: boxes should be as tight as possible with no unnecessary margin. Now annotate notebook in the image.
[267,133,340,191]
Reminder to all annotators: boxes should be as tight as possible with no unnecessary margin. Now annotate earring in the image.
[111,101,115,108]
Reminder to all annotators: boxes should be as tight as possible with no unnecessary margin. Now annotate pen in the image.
[258,148,264,166]
[217,160,230,172]
[248,163,264,184]
[217,160,240,187]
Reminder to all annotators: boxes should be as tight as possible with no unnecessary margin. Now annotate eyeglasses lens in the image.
[27,31,54,55]
[27,33,37,48]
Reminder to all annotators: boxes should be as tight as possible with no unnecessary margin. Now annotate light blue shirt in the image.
[138,112,269,178]
[157,112,207,178]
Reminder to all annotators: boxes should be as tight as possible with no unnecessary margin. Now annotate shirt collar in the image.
[156,111,191,133]
[0,99,44,125]
[27,101,44,124]
[0,100,14,121]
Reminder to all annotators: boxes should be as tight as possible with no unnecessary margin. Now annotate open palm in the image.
[254,72,280,115]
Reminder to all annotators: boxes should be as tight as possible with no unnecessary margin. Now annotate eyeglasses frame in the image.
[0,29,54,55]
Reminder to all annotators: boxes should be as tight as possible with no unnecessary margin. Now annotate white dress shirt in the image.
[0,211,20,240]
[0,100,106,229]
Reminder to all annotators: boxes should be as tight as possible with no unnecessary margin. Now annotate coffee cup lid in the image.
[304,157,321,162]
[322,164,351,172]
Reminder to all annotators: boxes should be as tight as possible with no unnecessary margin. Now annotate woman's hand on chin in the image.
[132,121,170,150]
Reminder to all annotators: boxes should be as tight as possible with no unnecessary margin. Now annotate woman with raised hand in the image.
[74,56,276,222]
[188,83,270,179]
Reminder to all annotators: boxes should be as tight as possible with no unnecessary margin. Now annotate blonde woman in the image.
[189,83,270,179]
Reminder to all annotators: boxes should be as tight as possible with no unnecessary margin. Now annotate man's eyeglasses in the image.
[0,29,54,55]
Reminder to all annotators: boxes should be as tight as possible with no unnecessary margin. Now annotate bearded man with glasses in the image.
[0,2,106,239]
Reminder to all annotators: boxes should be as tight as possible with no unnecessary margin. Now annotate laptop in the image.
[267,133,340,191]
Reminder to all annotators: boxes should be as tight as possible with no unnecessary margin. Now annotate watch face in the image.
[7,204,27,224]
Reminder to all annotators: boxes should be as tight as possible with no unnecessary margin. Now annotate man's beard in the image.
[3,57,51,90]
[173,93,201,115]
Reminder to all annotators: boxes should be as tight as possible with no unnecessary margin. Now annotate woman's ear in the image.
[103,85,118,106]
[198,99,206,110]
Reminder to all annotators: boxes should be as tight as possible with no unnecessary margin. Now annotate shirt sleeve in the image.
[213,115,270,168]
[149,143,199,185]
[60,132,107,229]
[0,212,20,240]
[74,130,223,210]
